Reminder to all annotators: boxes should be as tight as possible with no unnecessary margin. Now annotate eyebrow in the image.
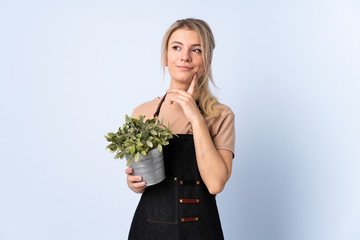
[171,41,201,47]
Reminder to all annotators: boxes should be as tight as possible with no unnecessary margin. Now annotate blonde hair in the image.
[161,18,219,121]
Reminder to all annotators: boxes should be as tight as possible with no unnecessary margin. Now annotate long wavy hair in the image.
[161,18,219,121]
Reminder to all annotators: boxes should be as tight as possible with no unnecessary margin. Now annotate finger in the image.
[169,94,192,106]
[131,181,146,189]
[132,186,146,194]
[166,89,188,105]
[166,89,193,104]
[128,175,143,182]
[187,73,198,96]
[166,89,192,99]
[129,182,146,194]
[125,168,133,174]
[166,91,196,107]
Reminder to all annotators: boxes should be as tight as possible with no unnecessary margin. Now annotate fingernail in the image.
[138,177,142,181]
[129,169,132,173]
[142,182,146,186]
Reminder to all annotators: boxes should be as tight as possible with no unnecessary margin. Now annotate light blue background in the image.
[1,0,359,240]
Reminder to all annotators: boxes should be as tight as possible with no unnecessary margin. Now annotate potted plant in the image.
[105,115,175,186]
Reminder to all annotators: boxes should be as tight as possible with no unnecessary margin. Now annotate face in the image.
[167,29,205,86]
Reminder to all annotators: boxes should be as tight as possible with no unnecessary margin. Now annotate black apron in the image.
[128,95,224,240]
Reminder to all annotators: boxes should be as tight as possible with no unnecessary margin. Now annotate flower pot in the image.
[126,148,166,186]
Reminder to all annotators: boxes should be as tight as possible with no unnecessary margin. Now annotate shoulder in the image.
[133,98,159,111]
[209,103,236,155]
[131,98,160,119]
[217,103,234,116]
[207,103,235,134]
[215,103,235,122]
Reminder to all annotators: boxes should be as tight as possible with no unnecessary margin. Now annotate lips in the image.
[176,65,194,71]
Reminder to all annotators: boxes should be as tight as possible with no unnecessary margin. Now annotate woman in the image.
[125,18,235,240]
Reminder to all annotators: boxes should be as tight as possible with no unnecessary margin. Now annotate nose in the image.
[181,51,192,62]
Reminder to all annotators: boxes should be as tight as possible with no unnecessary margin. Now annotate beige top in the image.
[132,97,235,157]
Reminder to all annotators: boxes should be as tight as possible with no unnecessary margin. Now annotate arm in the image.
[166,75,233,195]
[192,117,233,194]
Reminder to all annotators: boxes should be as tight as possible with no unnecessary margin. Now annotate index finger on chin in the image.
[187,73,198,96]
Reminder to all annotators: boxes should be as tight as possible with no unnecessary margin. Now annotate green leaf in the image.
[150,130,157,136]
[125,114,130,123]
[114,152,121,159]
[106,143,117,152]
[157,144,162,152]
[146,140,154,148]
[107,132,115,137]
[119,152,126,159]
[135,152,140,163]
[146,140,153,148]
[124,142,133,147]
[126,156,133,167]
[125,147,132,155]
[130,145,135,155]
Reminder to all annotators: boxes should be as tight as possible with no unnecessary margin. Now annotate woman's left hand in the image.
[166,73,203,124]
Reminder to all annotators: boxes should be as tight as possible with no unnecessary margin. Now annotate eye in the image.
[193,48,202,53]
[172,46,180,51]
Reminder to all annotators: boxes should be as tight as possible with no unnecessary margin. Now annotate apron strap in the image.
[153,93,167,118]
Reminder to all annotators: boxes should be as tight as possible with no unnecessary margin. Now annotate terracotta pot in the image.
[126,148,165,186]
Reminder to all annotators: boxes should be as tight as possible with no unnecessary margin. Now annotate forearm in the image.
[192,117,231,195]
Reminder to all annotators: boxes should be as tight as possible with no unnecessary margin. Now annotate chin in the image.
[175,76,193,83]
[169,72,191,82]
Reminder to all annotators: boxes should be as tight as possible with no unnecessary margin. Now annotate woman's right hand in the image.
[125,167,146,193]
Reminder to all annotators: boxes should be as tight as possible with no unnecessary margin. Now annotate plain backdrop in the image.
[0,0,359,240]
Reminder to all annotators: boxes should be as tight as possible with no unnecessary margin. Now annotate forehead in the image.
[169,28,201,44]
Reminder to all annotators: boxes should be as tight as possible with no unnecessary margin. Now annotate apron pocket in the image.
[146,179,178,224]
